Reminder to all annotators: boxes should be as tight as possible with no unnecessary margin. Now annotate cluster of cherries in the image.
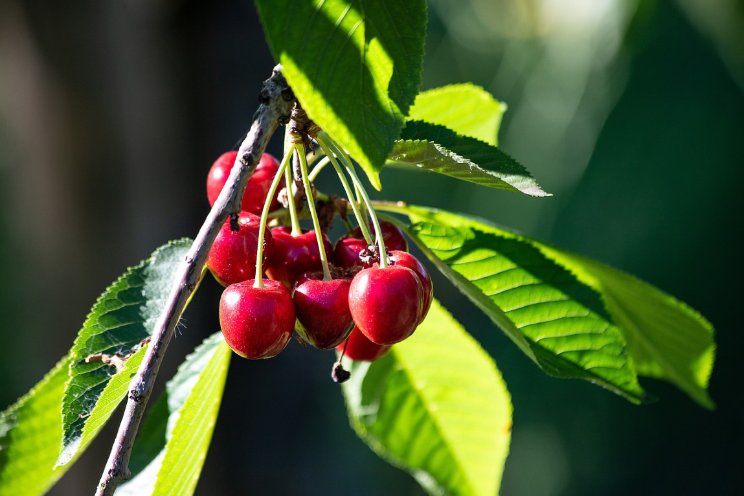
[206,151,432,368]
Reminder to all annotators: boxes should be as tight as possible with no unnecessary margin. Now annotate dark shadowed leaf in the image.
[59,239,192,465]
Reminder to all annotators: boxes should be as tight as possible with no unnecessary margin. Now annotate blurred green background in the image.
[0,0,742,494]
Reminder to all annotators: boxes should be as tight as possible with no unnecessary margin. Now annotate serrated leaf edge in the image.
[58,238,192,465]
[375,206,647,403]
[389,132,551,197]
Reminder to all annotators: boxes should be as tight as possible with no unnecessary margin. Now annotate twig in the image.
[94,65,294,496]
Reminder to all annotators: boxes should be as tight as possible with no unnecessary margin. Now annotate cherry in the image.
[206,151,282,215]
[293,272,353,349]
[388,250,432,323]
[207,212,272,286]
[337,327,390,361]
[348,265,423,345]
[266,226,332,287]
[351,220,407,251]
[219,279,295,359]
[333,236,368,269]
[334,221,408,268]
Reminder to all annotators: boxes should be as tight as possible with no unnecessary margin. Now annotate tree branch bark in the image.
[95,65,294,496]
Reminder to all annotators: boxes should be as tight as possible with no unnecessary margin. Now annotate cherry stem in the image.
[308,155,331,182]
[339,337,349,361]
[297,143,332,280]
[284,157,302,235]
[283,127,302,235]
[330,140,368,226]
[255,148,292,288]
[319,132,388,268]
[315,134,373,245]
[353,183,366,220]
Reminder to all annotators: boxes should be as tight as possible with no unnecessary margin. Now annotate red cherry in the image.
[266,227,332,287]
[334,221,408,268]
[337,327,390,361]
[333,236,368,269]
[219,279,295,359]
[351,220,407,252]
[293,273,353,349]
[348,265,423,345]
[206,151,282,215]
[207,212,272,286]
[388,250,432,323]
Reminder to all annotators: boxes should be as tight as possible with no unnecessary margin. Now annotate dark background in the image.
[0,0,742,494]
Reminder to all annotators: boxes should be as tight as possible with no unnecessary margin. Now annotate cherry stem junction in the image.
[315,134,373,245]
[319,132,388,268]
[283,127,302,235]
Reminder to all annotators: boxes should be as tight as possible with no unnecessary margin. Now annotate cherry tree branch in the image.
[95,65,295,496]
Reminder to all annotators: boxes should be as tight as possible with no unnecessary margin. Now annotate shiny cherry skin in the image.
[266,227,333,287]
[334,221,408,269]
[293,272,353,349]
[351,220,407,251]
[333,236,369,269]
[348,265,423,345]
[207,212,272,286]
[337,326,390,361]
[219,279,295,359]
[206,151,282,215]
[388,250,432,323]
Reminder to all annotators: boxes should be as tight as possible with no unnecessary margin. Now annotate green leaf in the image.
[256,0,427,189]
[117,332,231,496]
[387,121,549,197]
[69,346,148,462]
[0,241,196,496]
[59,239,192,466]
[342,300,512,496]
[534,250,715,408]
[378,204,715,407]
[376,204,646,403]
[407,83,507,146]
[0,357,69,496]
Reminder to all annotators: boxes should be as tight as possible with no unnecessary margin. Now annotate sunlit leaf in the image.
[387,121,549,197]
[376,204,646,402]
[377,203,714,406]
[343,300,512,495]
[0,357,69,496]
[537,250,715,408]
[0,349,145,494]
[407,83,506,146]
[118,332,231,496]
[256,0,427,188]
